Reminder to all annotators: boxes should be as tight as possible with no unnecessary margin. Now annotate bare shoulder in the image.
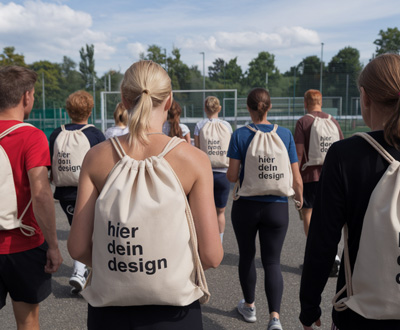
[168,141,210,170]
[82,139,119,178]
[165,141,212,194]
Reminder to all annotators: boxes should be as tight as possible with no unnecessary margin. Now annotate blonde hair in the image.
[204,96,221,114]
[66,90,93,122]
[120,61,172,147]
[113,102,128,126]
[358,53,400,149]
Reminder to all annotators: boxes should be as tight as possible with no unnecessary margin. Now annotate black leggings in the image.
[231,199,289,314]
[87,300,203,330]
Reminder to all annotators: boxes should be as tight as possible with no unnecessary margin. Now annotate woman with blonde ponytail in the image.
[68,60,223,330]
[300,53,400,330]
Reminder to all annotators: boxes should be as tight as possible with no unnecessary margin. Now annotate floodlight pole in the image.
[200,52,205,108]
[320,42,324,94]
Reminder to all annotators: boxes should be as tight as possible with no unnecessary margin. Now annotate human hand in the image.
[302,319,321,329]
[45,247,63,273]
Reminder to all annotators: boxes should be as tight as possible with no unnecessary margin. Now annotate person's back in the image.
[0,65,62,329]
[49,90,104,294]
[299,54,400,330]
[68,60,222,330]
[294,90,343,242]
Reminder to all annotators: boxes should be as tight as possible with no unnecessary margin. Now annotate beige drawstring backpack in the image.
[81,136,210,307]
[52,124,94,187]
[199,120,231,168]
[302,114,340,170]
[0,123,35,236]
[233,124,294,200]
[333,132,400,319]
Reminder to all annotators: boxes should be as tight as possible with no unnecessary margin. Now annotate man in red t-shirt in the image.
[0,66,63,329]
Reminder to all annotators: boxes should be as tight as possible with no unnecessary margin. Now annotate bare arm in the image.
[188,152,223,270]
[291,162,303,209]
[194,134,200,148]
[67,153,99,267]
[184,132,191,144]
[226,158,241,183]
[295,143,305,166]
[28,166,63,273]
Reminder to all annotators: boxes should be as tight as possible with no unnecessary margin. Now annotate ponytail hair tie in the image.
[142,89,150,95]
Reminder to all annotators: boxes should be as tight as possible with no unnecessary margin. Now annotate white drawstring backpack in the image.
[302,114,340,170]
[233,124,294,200]
[81,136,210,307]
[199,120,231,168]
[333,133,400,319]
[0,123,35,236]
[52,124,94,187]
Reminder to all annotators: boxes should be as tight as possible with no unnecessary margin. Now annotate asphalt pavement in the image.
[1,188,341,330]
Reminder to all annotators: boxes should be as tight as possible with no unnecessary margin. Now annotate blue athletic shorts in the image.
[0,242,52,309]
[213,171,231,208]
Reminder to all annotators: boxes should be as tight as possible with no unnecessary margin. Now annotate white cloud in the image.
[126,42,147,59]
[0,1,114,63]
[177,27,319,54]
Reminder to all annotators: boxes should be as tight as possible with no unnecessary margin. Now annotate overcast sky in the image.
[1,0,399,76]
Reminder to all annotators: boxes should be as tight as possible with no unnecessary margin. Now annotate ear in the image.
[164,92,173,111]
[360,87,371,107]
[121,94,130,110]
[268,103,272,111]
[22,91,30,107]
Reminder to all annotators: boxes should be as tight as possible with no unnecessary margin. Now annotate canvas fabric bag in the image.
[199,120,231,168]
[52,124,94,187]
[0,123,35,236]
[333,132,400,319]
[81,136,210,307]
[233,124,294,200]
[302,114,340,171]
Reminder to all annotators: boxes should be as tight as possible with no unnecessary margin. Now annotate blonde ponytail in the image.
[121,61,172,148]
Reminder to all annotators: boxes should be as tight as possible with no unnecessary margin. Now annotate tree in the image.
[0,47,26,66]
[374,27,400,56]
[166,47,191,90]
[208,58,226,82]
[296,56,322,94]
[30,60,63,109]
[245,52,279,89]
[141,45,166,67]
[79,44,96,89]
[328,47,363,74]
[225,58,243,87]
[326,47,363,114]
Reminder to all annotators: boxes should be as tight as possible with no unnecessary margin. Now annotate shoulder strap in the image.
[354,132,394,164]
[159,137,185,158]
[109,136,185,160]
[110,137,126,159]
[246,125,257,133]
[306,114,315,119]
[0,123,33,140]
[61,125,66,131]
[78,124,95,131]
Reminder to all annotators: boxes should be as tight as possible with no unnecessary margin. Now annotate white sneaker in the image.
[237,299,256,322]
[69,271,87,292]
